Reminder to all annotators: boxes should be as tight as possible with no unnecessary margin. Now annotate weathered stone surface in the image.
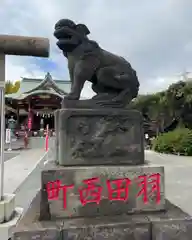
[13,191,192,240]
[0,35,49,57]
[57,108,144,166]
[148,199,191,221]
[13,228,61,240]
[14,220,150,240]
[13,192,62,240]
[40,164,165,220]
[152,219,192,240]
[148,200,192,240]
[62,217,150,240]
[14,192,151,240]
[54,110,60,164]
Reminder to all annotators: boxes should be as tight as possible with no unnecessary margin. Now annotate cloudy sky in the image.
[1,0,192,98]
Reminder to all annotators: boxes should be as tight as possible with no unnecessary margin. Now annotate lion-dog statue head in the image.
[54,19,91,56]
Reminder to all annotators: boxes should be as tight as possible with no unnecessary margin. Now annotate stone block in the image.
[13,228,61,240]
[152,218,192,240]
[4,193,15,222]
[54,110,60,164]
[0,193,15,223]
[40,164,165,220]
[13,191,151,240]
[148,200,192,239]
[13,191,192,240]
[14,213,150,240]
[147,199,191,221]
[0,207,23,240]
[62,215,151,240]
[57,108,144,166]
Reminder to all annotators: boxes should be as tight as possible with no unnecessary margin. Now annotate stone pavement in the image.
[4,152,19,162]
[14,152,47,214]
[4,139,24,151]
[4,149,46,195]
[145,150,192,216]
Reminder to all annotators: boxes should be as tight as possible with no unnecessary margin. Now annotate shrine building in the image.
[5,72,71,133]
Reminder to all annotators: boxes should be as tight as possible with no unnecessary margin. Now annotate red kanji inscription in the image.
[78,177,102,206]
[137,173,161,204]
[46,180,61,200]
[107,178,132,202]
[46,180,74,209]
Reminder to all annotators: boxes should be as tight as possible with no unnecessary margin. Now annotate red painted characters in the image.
[79,177,102,206]
[107,178,131,202]
[46,173,161,209]
[137,173,161,204]
[46,180,74,209]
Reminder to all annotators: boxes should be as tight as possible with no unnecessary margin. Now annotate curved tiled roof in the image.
[5,72,71,100]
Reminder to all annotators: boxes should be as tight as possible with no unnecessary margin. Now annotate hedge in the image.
[152,128,192,156]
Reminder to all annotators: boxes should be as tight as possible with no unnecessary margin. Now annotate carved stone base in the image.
[57,108,144,166]
[13,192,192,240]
[40,163,165,220]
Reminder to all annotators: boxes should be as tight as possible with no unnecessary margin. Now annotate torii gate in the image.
[0,34,49,225]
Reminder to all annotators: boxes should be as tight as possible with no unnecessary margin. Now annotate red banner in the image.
[28,117,32,130]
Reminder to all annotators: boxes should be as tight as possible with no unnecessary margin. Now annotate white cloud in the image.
[1,0,192,97]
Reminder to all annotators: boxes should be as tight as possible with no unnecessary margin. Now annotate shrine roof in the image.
[11,89,64,100]
[5,72,71,100]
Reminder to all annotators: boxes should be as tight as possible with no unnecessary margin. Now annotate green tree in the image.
[5,80,20,94]
[11,80,20,93]
[131,79,192,133]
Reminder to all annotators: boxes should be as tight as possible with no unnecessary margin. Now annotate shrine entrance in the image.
[5,73,70,136]
[32,110,55,130]
[23,92,62,134]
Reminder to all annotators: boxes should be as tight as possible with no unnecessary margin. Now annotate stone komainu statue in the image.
[54,19,140,107]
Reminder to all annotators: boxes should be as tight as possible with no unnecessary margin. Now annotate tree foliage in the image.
[131,80,192,133]
[5,80,21,94]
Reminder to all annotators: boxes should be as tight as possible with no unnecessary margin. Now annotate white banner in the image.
[5,128,11,144]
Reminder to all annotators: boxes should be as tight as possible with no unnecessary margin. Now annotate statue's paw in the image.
[64,94,79,100]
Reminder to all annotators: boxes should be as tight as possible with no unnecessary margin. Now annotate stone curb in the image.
[0,150,48,240]
[0,207,23,240]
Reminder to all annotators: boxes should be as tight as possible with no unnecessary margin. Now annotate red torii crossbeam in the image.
[0,34,50,200]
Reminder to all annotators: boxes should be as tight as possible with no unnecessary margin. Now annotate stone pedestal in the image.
[13,108,192,240]
[13,192,192,240]
[58,109,144,166]
[40,164,165,220]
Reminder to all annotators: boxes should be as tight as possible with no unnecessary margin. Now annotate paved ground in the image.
[5,138,24,151]
[14,153,47,213]
[145,150,192,216]
[4,149,46,194]
[4,151,19,162]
